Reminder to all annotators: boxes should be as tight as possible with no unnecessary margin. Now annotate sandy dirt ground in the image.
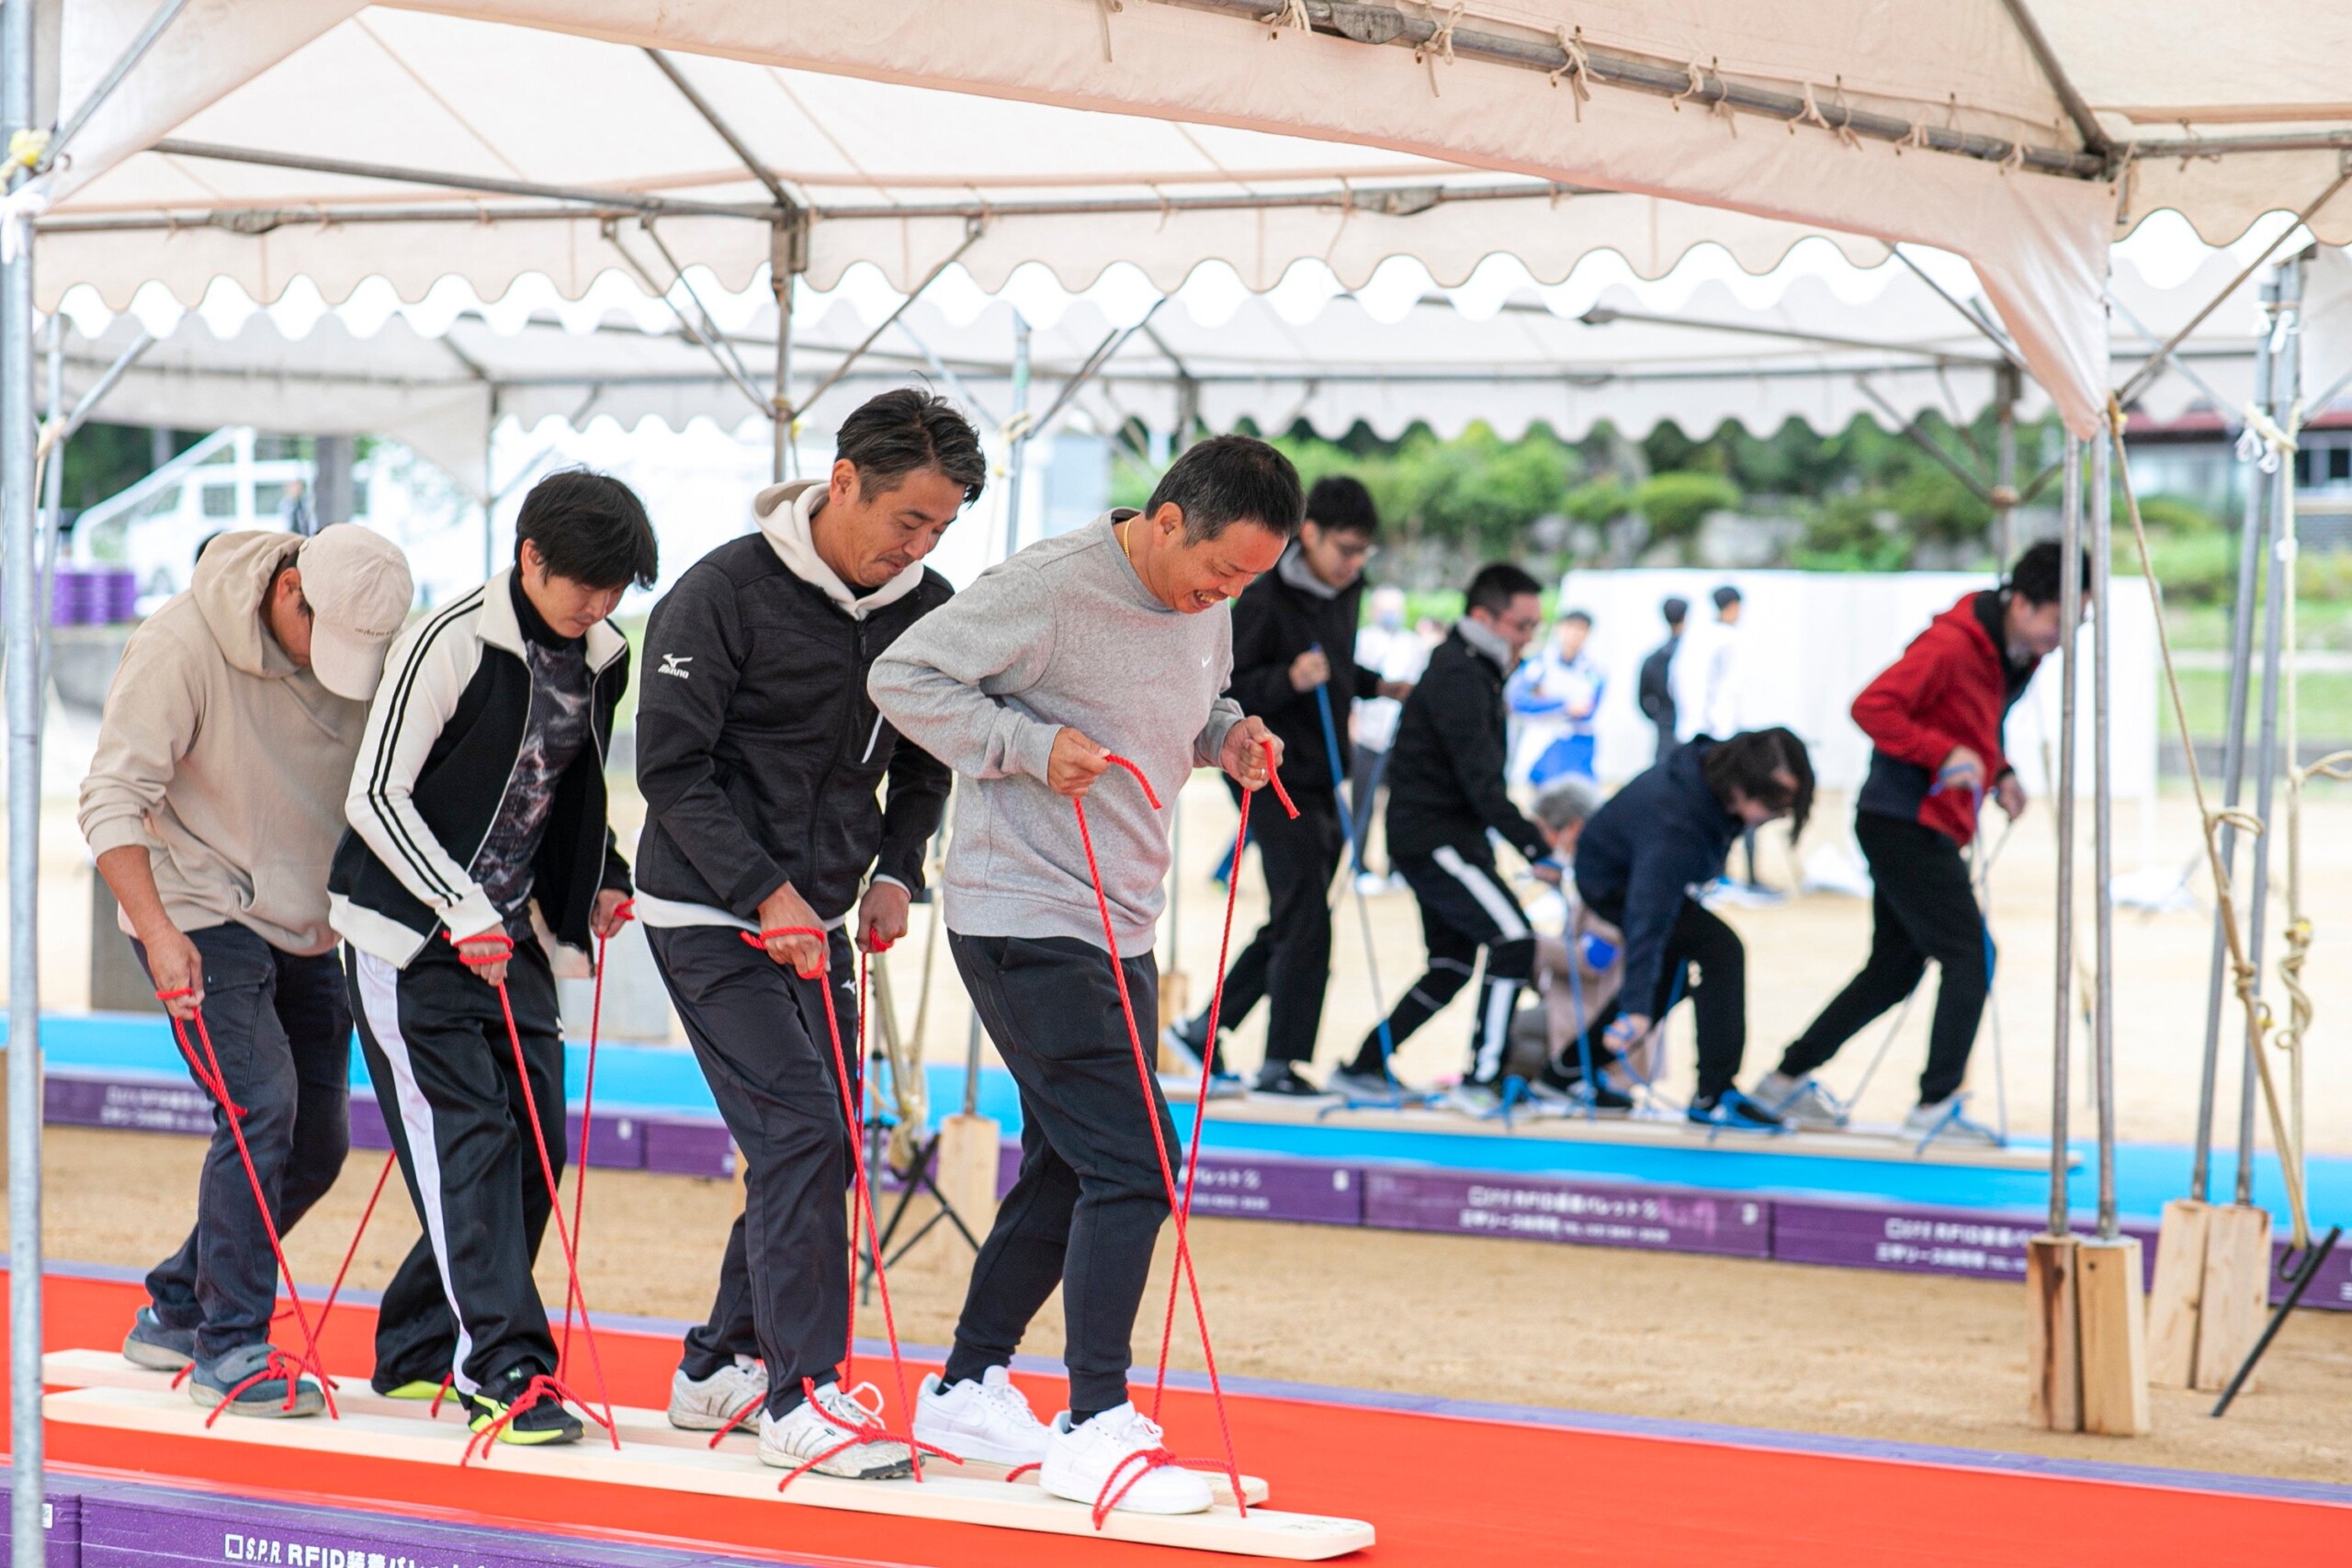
[20,1124,2352,1487]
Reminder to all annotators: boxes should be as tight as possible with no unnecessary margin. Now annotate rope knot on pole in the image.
[1546,28,1592,118]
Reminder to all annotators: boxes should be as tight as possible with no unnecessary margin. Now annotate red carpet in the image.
[7,1269,2346,1565]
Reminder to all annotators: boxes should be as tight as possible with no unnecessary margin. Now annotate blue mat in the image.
[13,1010,2338,1224]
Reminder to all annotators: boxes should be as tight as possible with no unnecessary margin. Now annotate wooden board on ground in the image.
[1163,1083,2065,1171]
[2076,1235,2151,1438]
[2192,1204,2273,1394]
[39,1350,1272,1506]
[43,1383,1366,1560]
[2145,1198,2211,1389]
[2024,1233,2081,1432]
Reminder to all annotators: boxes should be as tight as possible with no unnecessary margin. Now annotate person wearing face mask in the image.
[1159,475,1410,1099]
[1575,727,1815,1131]
[1328,564,1559,1115]
[1350,582,1427,883]
[630,389,978,1479]
[1751,542,2086,1143]
[331,469,654,1447]
[868,434,1294,1520]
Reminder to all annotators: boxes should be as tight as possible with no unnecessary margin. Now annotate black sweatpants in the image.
[1589,896,1748,1101]
[650,924,859,1415]
[1345,845,1534,1085]
[1193,790,1344,1068]
[1777,812,1989,1106]
[942,931,1176,1418]
[350,936,565,1397]
[135,925,351,1363]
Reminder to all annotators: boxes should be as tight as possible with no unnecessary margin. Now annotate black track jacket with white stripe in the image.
[631,532,953,925]
[328,569,633,968]
[1383,626,1549,865]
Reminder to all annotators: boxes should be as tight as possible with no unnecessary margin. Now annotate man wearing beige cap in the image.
[79,523,413,1418]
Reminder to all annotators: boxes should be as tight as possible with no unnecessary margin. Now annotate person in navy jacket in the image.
[1751,542,2082,1141]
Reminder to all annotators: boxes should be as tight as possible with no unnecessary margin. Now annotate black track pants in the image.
[1192,792,1344,1068]
[1346,845,1534,1085]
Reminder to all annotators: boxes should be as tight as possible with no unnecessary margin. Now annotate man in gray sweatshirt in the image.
[868,434,1298,1517]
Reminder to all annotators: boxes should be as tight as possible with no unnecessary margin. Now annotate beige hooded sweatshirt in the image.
[78,530,374,955]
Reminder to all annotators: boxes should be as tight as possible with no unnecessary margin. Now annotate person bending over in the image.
[1511,775,1632,1110]
[1574,728,1814,1131]
[1161,474,1408,1097]
[634,389,977,1476]
[331,471,653,1446]
[1329,564,1558,1114]
[869,434,1293,1517]
[1751,541,2082,1141]
[83,525,412,1416]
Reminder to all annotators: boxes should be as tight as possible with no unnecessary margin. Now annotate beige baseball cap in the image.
[296,525,414,700]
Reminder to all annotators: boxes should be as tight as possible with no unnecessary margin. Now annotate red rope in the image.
[560,897,632,1376]
[458,1371,614,1465]
[1069,756,1247,1518]
[447,932,618,1447]
[303,1148,396,1348]
[766,1377,962,1493]
[739,925,923,1478]
[198,1348,320,1427]
[847,946,867,1386]
[156,989,338,1419]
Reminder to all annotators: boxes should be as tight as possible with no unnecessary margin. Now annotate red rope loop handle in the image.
[770,1379,963,1493]
[1257,738,1299,819]
[458,1372,613,1465]
[560,893,633,1375]
[741,928,831,978]
[447,930,516,965]
[1100,753,1162,809]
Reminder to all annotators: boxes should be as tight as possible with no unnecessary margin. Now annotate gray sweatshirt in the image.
[867,513,1242,956]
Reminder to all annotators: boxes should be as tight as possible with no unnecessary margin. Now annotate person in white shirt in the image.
[1507,610,1603,785]
[1672,585,1745,743]
[1348,584,1430,882]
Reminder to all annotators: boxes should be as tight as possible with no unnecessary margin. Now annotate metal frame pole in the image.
[2090,433,2118,1238]
[2193,283,2278,1202]
[771,243,793,485]
[5,0,46,1550]
[2050,435,2082,1236]
[1995,366,2019,564]
[2235,258,2302,1205]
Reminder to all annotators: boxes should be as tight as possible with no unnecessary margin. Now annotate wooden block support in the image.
[2024,1233,2081,1432]
[2192,1203,2273,1393]
[935,1111,1003,1248]
[1157,969,1193,1055]
[2145,1198,2211,1389]
[2077,1235,2151,1437]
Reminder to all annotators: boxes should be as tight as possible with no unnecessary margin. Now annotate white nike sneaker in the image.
[668,1355,768,1432]
[758,1381,913,1480]
[1040,1404,1213,1516]
[912,1365,1052,1466]
[1750,1071,1847,1131]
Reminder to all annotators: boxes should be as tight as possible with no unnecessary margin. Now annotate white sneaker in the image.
[1750,1072,1847,1131]
[912,1365,1052,1466]
[1905,1098,2005,1147]
[668,1355,767,1432]
[1040,1404,1212,1516]
[758,1381,913,1480]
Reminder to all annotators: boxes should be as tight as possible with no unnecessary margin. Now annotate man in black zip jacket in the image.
[630,390,976,1481]
[332,470,654,1445]
[1161,476,1409,1097]
[1332,564,1556,1113]
[1573,728,1814,1131]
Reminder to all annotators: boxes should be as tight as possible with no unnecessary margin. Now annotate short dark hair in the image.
[1464,562,1544,617]
[1561,609,1593,628]
[1304,474,1379,537]
[2007,539,2093,606]
[1713,585,1743,612]
[515,469,659,591]
[837,387,988,504]
[1662,595,1689,626]
[1144,434,1305,543]
[1702,728,1815,838]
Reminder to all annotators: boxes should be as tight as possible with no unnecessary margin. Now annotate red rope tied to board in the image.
[763,1377,962,1492]
[737,923,925,1483]
[560,897,633,1375]
[447,930,619,1448]
[459,1370,616,1466]
[1069,745,1289,1522]
[155,988,338,1418]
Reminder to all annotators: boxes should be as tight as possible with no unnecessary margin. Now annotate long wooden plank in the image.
[44,1386,1363,1558]
[1166,1084,2062,1170]
[40,1350,1270,1506]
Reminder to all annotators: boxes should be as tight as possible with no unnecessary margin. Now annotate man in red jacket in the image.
[1751,542,2084,1141]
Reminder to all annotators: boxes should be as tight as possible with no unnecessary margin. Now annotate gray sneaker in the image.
[669,1355,768,1432]
[1328,1066,1403,1101]
[123,1305,196,1371]
[188,1343,324,1418]
[1441,1082,1504,1118]
[1750,1072,1847,1130]
[1906,1098,2005,1147]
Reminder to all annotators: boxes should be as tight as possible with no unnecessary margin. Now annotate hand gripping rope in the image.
[153,990,339,1424]
[446,931,618,1464]
[1072,749,1272,1522]
[731,923,953,1487]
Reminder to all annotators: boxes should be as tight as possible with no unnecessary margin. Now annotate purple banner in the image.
[2274,1237,2352,1309]
[47,1074,211,1136]
[1363,1169,1769,1257]
[992,1144,1363,1224]
[1772,1200,2160,1285]
[0,1484,83,1568]
[643,1118,735,1179]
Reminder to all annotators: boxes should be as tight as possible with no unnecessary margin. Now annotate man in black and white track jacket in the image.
[633,389,972,1481]
[329,470,655,1448]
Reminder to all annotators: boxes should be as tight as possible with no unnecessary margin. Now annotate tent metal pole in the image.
[35,315,60,694]
[892,321,1000,428]
[643,49,797,213]
[1582,304,2004,367]
[1889,249,2018,361]
[1026,299,1164,437]
[40,0,191,174]
[786,225,985,425]
[2090,430,2117,1239]
[4,0,46,1554]
[1995,0,2113,162]
[151,139,756,220]
[2235,255,2302,1203]
[1855,378,1998,505]
[1995,365,2018,562]
[2050,434,2081,1237]
[2193,284,2278,1202]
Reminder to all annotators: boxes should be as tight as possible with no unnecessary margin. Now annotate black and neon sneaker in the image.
[463,1363,583,1446]
[1688,1089,1784,1133]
